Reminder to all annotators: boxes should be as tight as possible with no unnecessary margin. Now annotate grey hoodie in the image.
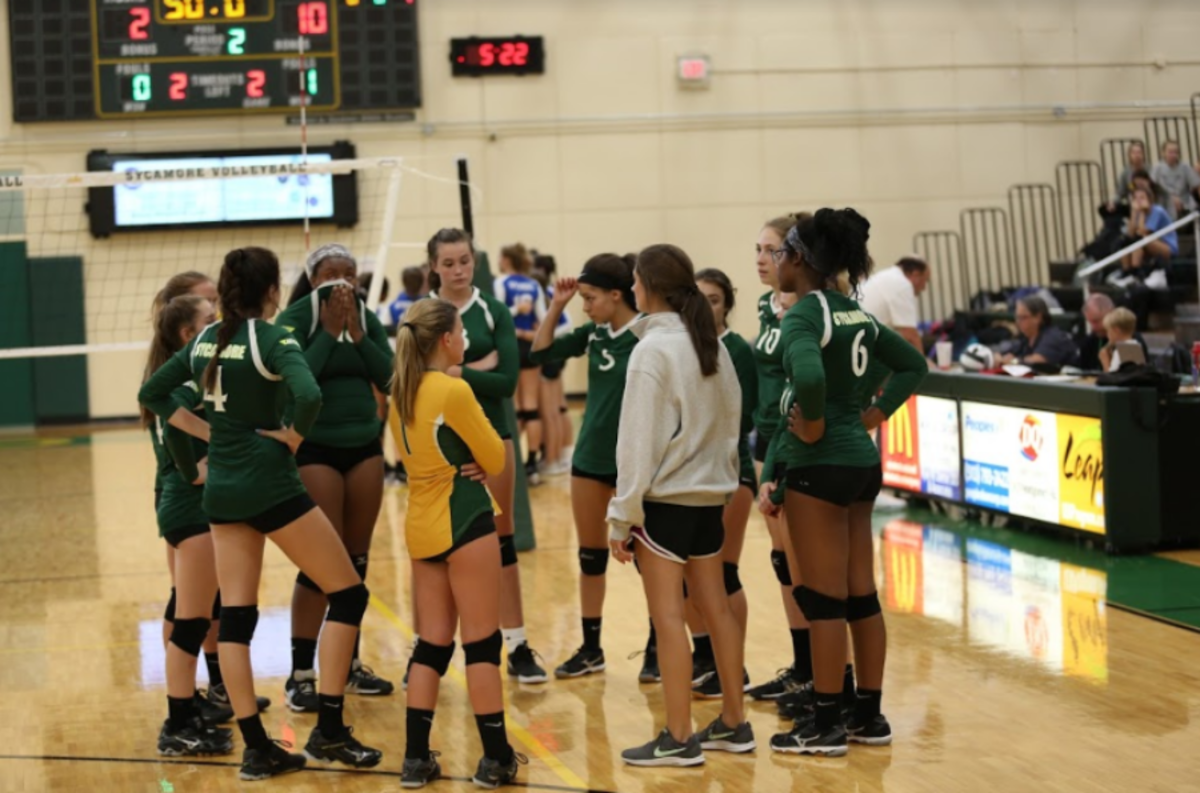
[607,312,740,542]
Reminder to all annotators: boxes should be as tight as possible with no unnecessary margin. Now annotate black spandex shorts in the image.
[420,512,497,563]
[753,431,773,464]
[541,359,564,380]
[517,339,539,370]
[629,502,724,564]
[163,523,210,549]
[572,465,617,489]
[785,464,882,508]
[296,438,383,474]
[210,493,317,535]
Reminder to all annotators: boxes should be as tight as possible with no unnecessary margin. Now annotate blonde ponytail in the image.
[392,299,460,425]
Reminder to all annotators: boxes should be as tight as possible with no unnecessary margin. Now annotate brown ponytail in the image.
[141,295,207,428]
[152,271,212,318]
[391,299,460,425]
[203,247,279,392]
[636,244,720,377]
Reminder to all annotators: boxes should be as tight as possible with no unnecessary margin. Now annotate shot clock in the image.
[9,1,421,121]
[449,36,545,77]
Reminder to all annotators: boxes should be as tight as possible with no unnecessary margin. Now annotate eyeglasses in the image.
[769,248,790,264]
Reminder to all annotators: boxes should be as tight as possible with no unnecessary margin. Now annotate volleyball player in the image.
[140,247,382,780]
[744,215,815,708]
[427,228,547,683]
[528,254,640,680]
[494,244,548,484]
[277,244,395,712]
[142,294,233,756]
[392,299,526,789]
[761,210,927,755]
[609,245,754,766]
[530,255,572,477]
[688,268,756,699]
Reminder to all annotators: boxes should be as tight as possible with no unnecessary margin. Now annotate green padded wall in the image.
[0,241,34,428]
[29,257,89,423]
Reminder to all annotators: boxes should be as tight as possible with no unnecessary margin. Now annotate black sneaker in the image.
[777,681,815,720]
[621,728,704,767]
[472,751,528,788]
[696,716,757,753]
[303,726,383,768]
[506,643,548,684]
[692,668,749,699]
[401,751,441,788]
[691,656,716,685]
[554,647,606,679]
[207,682,270,714]
[157,718,234,757]
[195,691,233,726]
[239,740,307,781]
[747,666,805,701]
[524,460,541,487]
[285,670,318,713]
[346,661,395,696]
[847,713,892,746]
[629,648,661,683]
[769,721,848,757]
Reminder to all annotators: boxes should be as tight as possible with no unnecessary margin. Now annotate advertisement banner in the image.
[1056,414,1105,534]
[1061,563,1108,682]
[917,396,962,500]
[962,403,1013,512]
[881,396,921,491]
[962,403,1061,525]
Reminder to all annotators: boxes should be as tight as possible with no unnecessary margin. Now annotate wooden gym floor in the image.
[2,423,1199,793]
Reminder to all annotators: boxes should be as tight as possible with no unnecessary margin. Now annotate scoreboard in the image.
[9,0,420,122]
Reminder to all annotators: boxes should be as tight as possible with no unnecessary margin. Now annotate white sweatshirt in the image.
[607,312,741,541]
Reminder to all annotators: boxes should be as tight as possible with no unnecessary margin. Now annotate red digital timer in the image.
[449,36,545,77]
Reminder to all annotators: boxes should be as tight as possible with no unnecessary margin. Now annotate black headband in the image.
[577,269,630,293]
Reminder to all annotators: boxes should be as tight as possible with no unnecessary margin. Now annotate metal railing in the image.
[1191,93,1200,162]
[960,207,1014,298]
[1144,115,1195,164]
[1077,211,1200,291]
[1100,137,1143,201]
[1008,183,1063,285]
[1056,161,1103,257]
[913,230,967,322]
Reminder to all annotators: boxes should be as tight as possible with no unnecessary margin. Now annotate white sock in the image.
[410,634,419,650]
[502,627,527,652]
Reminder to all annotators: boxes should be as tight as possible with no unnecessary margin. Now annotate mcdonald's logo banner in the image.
[881,396,961,499]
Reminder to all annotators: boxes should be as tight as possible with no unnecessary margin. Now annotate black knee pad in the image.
[326,583,369,627]
[164,587,177,622]
[847,592,882,622]
[170,617,211,657]
[412,639,456,676]
[793,586,847,622]
[211,591,222,621]
[579,547,609,577]
[770,550,792,586]
[499,535,518,567]
[463,630,502,666]
[723,562,743,595]
[351,553,369,583]
[517,409,540,423]
[296,570,323,594]
[218,605,259,645]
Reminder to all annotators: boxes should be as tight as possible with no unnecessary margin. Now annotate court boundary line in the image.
[1105,601,1200,634]
[0,754,615,793]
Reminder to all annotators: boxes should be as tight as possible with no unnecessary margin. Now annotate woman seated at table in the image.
[999,295,1079,368]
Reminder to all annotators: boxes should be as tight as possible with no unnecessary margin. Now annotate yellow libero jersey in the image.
[388,372,506,560]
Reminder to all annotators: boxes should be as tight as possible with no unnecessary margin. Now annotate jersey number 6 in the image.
[851,329,869,377]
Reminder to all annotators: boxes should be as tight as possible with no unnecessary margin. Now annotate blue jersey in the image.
[493,274,546,333]
[545,286,573,337]
[386,291,425,326]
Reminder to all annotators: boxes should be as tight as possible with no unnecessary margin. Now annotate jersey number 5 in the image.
[204,366,229,413]
[851,329,869,377]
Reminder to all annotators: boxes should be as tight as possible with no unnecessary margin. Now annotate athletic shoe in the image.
[630,648,661,683]
[768,721,848,757]
[620,728,704,767]
[691,656,717,686]
[524,460,541,487]
[846,713,892,746]
[400,751,442,788]
[747,666,805,701]
[472,751,528,789]
[696,716,757,753]
[554,647,606,679]
[692,669,749,699]
[239,740,307,781]
[207,683,270,714]
[506,643,549,684]
[303,726,383,768]
[195,691,233,726]
[285,670,319,713]
[157,718,234,757]
[539,458,571,477]
[346,661,395,696]
[777,681,815,720]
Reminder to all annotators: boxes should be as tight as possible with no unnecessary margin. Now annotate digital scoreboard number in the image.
[8,0,420,122]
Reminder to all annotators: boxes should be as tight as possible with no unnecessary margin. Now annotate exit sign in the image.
[676,54,711,89]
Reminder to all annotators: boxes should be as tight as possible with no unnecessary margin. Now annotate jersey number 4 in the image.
[204,366,229,413]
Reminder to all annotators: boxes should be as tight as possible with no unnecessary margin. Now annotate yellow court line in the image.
[368,595,589,791]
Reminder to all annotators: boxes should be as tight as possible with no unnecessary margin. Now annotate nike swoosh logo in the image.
[654,746,688,758]
[484,722,504,728]
[709,731,735,740]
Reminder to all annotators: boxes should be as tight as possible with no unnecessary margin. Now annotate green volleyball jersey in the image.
[149,382,209,536]
[722,329,758,485]
[431,288,519,435]
[140,318,323,522]
[767,290,928,471]
[528,319,638,476]
[753,291,788,438]
[276,282,394,448]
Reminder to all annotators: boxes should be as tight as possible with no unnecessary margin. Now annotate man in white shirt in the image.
[858,256,930,350]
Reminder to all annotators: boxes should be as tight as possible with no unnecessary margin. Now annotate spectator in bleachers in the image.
[1076,293,1148,371]
[1097,308,1141,372]
[857,255,929,350]
[1000,295,1079,368]
[1110,141,1147,206]
[1149,140,1200,219]
[1129,170,1172,214]
[1117,184,1178,283]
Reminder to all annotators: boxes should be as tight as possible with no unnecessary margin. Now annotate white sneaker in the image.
[874,493,907,511]
[540,458,571,477]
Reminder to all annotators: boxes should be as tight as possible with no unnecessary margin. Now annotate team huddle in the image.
[137,208,928,785]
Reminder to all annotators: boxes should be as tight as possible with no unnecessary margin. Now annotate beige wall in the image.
[1,0,1198,416]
